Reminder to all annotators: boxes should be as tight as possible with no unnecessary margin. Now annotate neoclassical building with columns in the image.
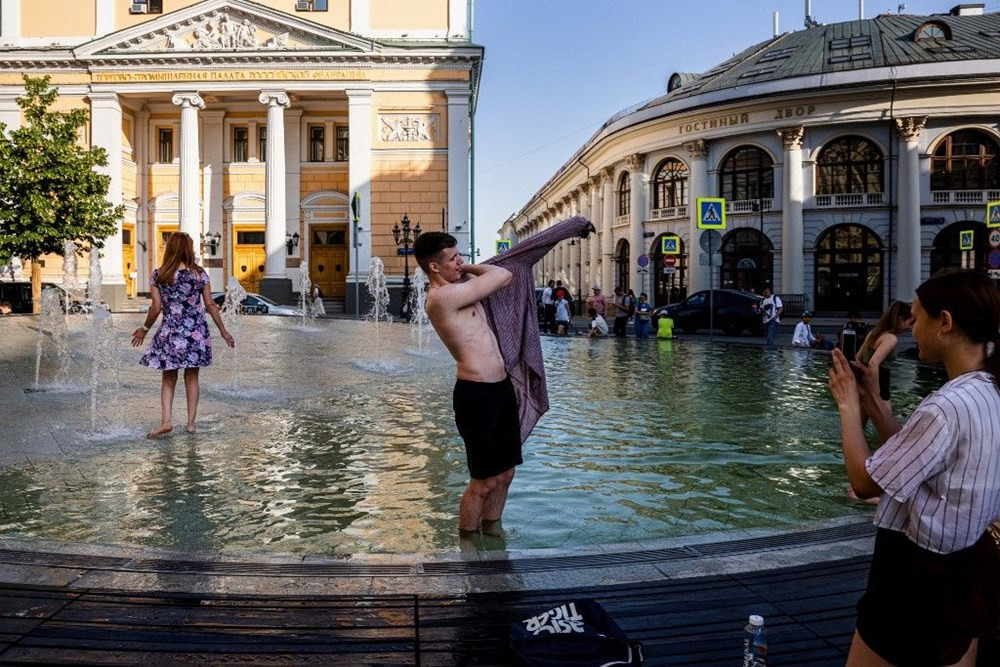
[0,0,480,311]
[501,4,1000,315]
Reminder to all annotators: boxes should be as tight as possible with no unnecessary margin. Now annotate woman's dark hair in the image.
[858,300,912,360]
[413,232,457,273]
[916,269,1000,390]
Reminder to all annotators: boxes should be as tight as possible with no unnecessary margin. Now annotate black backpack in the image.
[509,599,644,666]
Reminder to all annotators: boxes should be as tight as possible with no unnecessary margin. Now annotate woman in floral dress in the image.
[131,232,234,437]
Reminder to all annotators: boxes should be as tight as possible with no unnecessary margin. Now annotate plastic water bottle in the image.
[742,614,767,666]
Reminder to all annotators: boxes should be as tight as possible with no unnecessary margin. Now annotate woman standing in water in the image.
[857,300,914,403]
[131,232,234,438]
[829,269,1000,666]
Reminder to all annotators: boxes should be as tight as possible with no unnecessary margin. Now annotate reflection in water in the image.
[0,320,947,555]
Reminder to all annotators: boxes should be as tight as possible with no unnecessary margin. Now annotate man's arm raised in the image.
[436,264,512,311]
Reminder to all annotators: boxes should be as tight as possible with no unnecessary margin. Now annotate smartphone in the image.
[841,329,858,360]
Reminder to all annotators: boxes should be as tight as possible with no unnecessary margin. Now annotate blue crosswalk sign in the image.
[960,230,975,250]
[697,198,726,229]
[988,201,1000,228]
[661,235,680,255]
[496,239,512,254]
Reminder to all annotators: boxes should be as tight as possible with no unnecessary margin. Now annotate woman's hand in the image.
[221,330,235,348]
[828,348,861,413]
[131,328,146,347]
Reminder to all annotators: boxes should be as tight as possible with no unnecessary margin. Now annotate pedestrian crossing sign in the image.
[988,201,1000,228]
[661,234,681,255]
[697,198,726,229]
[495,239,512,254]
[960,230,975,250]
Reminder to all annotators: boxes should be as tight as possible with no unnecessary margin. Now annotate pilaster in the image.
[258,90,291,303]
[778,125,805,296]
[895,116,927,302]
[88,92,126,309]
[347,88,373,313]
[685,139,709,293]
[172,92,204,251]
[446,89,471,256]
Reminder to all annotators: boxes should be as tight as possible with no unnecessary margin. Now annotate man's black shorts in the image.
[856,527,1000,665]
[453,376,522,480]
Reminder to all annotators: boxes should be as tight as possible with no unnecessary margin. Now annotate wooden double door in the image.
[310,225,349,298]
[234,227,266,293]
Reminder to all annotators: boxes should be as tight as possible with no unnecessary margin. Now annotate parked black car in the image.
[0,281,94,314]
[652,289,763,336]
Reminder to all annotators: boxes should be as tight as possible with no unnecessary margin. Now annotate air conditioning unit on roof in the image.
[130,2,148,13]
[295,0,311,10]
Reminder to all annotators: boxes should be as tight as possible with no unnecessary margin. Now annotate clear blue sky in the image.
[470,0,993,259]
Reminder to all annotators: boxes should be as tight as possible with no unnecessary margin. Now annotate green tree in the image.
[0,75,122,311]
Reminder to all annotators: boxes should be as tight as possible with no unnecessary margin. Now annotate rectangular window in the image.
[309,126,325,162]
[236,231,266,245]
[258,127,267,161]
[157,128,173,163]
[232,126,249,162]
[295,0,327,10]
[130,0,163,14]
[336,126,349,161]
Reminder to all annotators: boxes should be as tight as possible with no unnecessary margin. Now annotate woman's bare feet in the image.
[185,424,196,433]
[147,423,173,439]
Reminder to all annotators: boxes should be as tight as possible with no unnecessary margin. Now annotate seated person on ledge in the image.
[792,311,834,350]
[588,308,608,338]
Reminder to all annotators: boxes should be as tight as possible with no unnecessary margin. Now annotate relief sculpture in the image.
[379,115,439,142]
[168,14,261,50]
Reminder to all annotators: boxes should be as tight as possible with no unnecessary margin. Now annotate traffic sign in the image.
[960,230,975,251]
[989,201,1000,228]
[663,267,676,276]
[663,255,677,267]
[990,229,1000,248]
[989,249,1000,269]
[990,269,1000,279]
[637,254,649,268]
[697,198,726,229]
[661,235,681,254]
[495,239,511,254]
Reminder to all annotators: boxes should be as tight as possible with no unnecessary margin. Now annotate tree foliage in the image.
[0,75,122,267]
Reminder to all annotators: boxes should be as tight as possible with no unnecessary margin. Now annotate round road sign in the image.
[990,229,1000,248]
[663,255,677,267]
[637,254,649,268]
[989,249,1000,269]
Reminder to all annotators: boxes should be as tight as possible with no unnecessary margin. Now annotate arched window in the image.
[719,146,773,202]
[720,228,774,292]
[652,158,688,209]
[915,21,951,41]
[814,224,883,312]
[617,172,631,216]
[931,130,1000,191]
[930,222,987,274]
[816,136,884,194]
[650,234,687,305]
[616,240,630,291]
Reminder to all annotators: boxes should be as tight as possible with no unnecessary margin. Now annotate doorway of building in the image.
[122,223,136,297]
[650,233,687,305]
[309,225,348,298]
[720,228,773,292]
[814,223,883,312]
[155,225,179,270]
[233,226,266,293]
[930,221,987,273]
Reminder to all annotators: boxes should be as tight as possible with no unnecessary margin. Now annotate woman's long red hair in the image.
[156,232,203,285]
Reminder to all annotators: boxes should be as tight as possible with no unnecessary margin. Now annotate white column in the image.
[0,0,21,44]
[555,211,565,283]
[259,90,290,279]
[601,168,615,292]
[202,110,225,286]
[350,0,370,34]
[590,176,601,287]
[347,88,373,298]
[779,126,805,297]
[446,89,471,256]
[88,93,125,302]
[0,92,20,131]
[172,92,204,249]
[896,116,927,302]
[448,0,470,38]
[579,183,592,288]
[685,140,709,293]
[96,0,114,36]
[627,153,646,293]
[136,106,150,293]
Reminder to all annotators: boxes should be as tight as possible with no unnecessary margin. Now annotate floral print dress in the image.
[140,268,213,370]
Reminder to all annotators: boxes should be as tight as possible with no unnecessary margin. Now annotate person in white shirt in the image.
[760,287,782,346]
[827,268,1000,666]
[540,280,555,334]
[553,295,571,335]
[587,308,608,338]
[791,311,831,349]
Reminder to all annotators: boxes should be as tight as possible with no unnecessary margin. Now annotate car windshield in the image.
[251,294,278,306]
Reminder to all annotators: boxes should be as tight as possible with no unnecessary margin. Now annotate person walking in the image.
[540,280,555,334]
[633,292,652,339]
[131,232,234,438]
[611,286,632,337]
[827,269,1000,666]
[760,287,782,346]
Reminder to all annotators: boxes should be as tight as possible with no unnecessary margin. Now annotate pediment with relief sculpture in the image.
[76,0,379,57]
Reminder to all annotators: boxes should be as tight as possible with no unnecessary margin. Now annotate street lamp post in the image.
[570,239,583,315]
[392,213,421,322]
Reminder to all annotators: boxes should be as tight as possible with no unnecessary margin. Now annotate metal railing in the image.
[931,189,1000,204]
[726,198,774,214]
[649,205,688,220]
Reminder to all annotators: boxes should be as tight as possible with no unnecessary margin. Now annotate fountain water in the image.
[220,277,247,390]
[31,287,70,391]
[365,257,392,363]
[87,247,102,310]
[88,305,123,432]
[299,261,312,327]
[408,267,434,355]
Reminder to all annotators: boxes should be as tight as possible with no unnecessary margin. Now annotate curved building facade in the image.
[500,4,1000,314]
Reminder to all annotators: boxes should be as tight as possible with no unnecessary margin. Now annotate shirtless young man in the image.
[415,232,517,536]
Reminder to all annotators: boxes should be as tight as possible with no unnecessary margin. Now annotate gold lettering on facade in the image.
[678,112,749,135]
[92,70,368,83]
[772,105,816,120]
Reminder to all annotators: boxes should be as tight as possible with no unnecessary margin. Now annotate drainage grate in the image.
[421,547,697,575]
[690,522,875,557]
